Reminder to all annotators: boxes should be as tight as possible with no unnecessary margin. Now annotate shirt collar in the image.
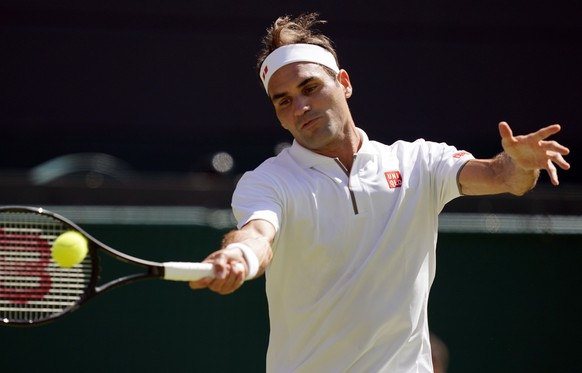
[288,128,372,169]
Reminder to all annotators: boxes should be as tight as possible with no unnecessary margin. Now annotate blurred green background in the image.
[2,224,580,373]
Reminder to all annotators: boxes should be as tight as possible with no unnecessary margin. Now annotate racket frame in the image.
[0,206,188,326]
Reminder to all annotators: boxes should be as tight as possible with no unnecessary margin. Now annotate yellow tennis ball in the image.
[52,231,88,268]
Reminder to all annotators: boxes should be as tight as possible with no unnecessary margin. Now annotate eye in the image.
[304,84,319,94]
[277,98,290,108]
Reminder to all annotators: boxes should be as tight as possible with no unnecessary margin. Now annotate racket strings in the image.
[0,212,92,323]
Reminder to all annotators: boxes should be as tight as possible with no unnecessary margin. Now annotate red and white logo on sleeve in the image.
[452,151,470,159]
[384,171,403,189]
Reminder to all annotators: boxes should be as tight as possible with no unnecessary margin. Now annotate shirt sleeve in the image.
[425,141,474,211]
[231,169,282,232]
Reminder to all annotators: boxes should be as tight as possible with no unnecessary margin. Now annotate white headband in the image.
[259,43,340,94]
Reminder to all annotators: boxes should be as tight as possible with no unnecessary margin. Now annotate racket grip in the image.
[162,262,215,281]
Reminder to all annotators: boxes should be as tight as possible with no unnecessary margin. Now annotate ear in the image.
[338,70,353,99]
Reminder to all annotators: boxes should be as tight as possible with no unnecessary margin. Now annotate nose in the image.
[293,96,310,117]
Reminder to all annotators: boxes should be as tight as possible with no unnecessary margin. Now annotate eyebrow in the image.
[271,77,316,102]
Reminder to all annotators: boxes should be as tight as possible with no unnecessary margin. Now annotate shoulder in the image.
[367,138,433,157]
[367,137,471,172]
[237,149,298,186]
[375,138,467,156]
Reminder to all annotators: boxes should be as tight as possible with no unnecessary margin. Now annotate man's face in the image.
[267,62,353,156]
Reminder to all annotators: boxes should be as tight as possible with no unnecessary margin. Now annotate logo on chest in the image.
[384,170,403,189]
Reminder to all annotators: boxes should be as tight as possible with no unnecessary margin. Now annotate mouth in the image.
[301,116,319,129]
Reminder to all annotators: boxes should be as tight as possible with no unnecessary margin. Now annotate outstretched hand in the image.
[499,121,570,185]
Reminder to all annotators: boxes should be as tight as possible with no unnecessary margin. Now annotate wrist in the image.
[225,243,259,280]
[497,152,539,195]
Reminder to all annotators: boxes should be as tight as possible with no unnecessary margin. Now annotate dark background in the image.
[1,1,581,372]
[1,1,580,180]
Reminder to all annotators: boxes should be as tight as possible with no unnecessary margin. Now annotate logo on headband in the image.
[262,66,269,81]
[259,44,340,93]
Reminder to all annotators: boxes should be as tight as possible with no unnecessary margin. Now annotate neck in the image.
[326,127,361,171]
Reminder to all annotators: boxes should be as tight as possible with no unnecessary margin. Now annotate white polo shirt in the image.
[232,129,473,373]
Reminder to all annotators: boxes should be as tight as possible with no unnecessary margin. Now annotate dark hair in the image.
[256,13,339,76]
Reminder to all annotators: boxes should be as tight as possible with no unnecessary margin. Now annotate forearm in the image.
[459,153,540,196]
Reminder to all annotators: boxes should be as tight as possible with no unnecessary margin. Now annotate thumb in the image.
[189,278,212,290]
[498,121,513,140]
[498,121,518,151]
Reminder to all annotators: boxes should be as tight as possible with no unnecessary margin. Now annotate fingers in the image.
[188,264,245,294]
[189,277,212,290]
[533,124,562,141]
[188,249,247,295]
[546,158,559,186]
[499,121,570,186]
[552,152,571,171]
[499,121,564,143]
[540,140,571,158]
[208,261,246,295]
[538,137,571,179]
[543,150,571,186]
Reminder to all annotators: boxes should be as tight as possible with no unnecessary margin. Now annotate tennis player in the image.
[190,13,570,372]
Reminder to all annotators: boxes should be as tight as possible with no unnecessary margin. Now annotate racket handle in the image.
[162,262,215,281]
